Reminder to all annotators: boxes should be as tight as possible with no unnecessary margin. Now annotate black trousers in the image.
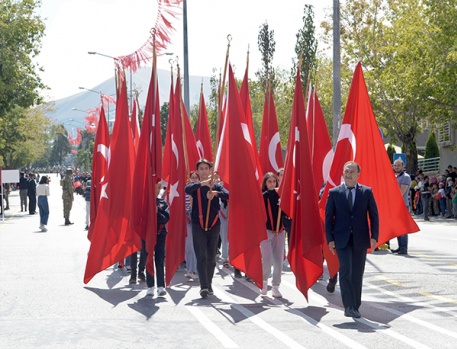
[192,223,220,290]
[28,194,36,213]
[336,235,367,310]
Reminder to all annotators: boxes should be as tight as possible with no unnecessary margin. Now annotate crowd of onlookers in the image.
[409,164,457,220]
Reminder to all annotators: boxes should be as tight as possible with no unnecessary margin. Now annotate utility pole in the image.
[183,0,190,115]
[332,0,341,147]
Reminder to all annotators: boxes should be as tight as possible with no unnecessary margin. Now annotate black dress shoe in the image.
[234,269,242,278]
[397,251,408,255]
[344,307,361,318]
[326,276,337,293]
[391,248,400,253]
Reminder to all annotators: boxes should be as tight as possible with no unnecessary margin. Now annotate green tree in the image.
[292,4,318,93]
[0,0,45,115]
[49,124,71,166]
[160,102,169,146]
[0,104,52,168]
[322,0,437,173]
[386,144,397,163]
[424,132,440,159]
[255,21,276,90]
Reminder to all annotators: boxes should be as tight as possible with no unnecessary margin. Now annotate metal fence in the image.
[417,157,440,172]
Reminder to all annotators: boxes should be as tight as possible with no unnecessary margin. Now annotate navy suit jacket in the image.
[325,183,379,249]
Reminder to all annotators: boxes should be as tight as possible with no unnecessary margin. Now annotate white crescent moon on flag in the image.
[171,134,179,169]
[292,127,300,168]
[196,140,204,159]
[268,132,281,172]
[97,144,110,167]
[322,148,334,183]
[327,124,356,187]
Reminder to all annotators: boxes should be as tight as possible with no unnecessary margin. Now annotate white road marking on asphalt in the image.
[212,282,306,349]
[186,305,239,348]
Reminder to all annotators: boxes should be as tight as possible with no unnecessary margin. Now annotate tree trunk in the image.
[403,138,418,175]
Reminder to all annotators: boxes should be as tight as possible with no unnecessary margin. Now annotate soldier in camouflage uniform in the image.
[61,168,74,225]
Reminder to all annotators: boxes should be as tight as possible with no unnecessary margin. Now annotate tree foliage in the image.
[255,22,276,90]
[424,132,440,159]
[0,0,46,115]
[321,0,457,172]
[49,124,71,166]
[293,4,318,93]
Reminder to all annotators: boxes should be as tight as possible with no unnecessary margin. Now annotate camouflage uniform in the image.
[61,169,74,224]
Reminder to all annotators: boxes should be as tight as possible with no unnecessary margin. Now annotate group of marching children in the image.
[128,158,288,299]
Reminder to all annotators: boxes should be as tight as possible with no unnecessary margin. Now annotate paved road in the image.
[1,174,456,348]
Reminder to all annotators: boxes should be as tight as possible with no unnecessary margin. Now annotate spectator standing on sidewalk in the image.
[19,172,28,212]
[392,159,411,255]
[36,176,50,232]
[84,180,91,230]
[27,173,37,214]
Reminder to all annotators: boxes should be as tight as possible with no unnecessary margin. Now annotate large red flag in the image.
[240,66,262,183]
[162,76,175,183]
[88,105,110,241]
[195,88,213,161]
[319,62,419,256]
[130,54,162,277]
[278,68,324,300]
[84,72,141,284]
[306,85,333,192]
[226,64,266,288]
[181,99,200,171]
[259,85,284,175]
[305,85,338,277]
[163,76,187,286]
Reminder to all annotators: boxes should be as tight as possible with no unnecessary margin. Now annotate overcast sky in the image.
[36,0,333,101]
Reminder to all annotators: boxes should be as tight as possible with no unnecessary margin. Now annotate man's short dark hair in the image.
[196,159,213,170]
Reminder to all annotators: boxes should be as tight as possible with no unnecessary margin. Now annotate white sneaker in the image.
[260,281,268,295]
[146,287,154,296]
[272,286,282,298]
[185,272,193,279]
[157,287,167,297]
[192,272,199,280]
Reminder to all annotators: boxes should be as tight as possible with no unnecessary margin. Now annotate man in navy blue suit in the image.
[325,161,379,318]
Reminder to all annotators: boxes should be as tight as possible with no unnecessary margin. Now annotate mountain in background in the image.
[46,67,212,129]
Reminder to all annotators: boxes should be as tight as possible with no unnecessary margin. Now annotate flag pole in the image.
[206,34,231,230]
[177,63,191,176]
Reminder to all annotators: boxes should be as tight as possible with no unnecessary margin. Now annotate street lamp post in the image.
[78,87,114,126]
[88,51,133,115]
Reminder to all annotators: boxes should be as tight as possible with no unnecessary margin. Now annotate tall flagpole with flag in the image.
[319,62,419,260]
[278,67,324,300]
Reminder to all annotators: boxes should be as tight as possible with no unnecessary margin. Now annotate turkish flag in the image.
[226,64,267,289]
[181,99,200,172]
[240,67,262,184]
[130,56,162,277]
[305,85,338,277]
[259,85,284,175]
[163,76,188,286]
[88,105,110,242]
[278,68,324,300]
[306,85,333,193]
[162,77,175,183]
[195,89,213,161]
[319,62,419,263]
[130,99,140,155]
[84,72,141,284]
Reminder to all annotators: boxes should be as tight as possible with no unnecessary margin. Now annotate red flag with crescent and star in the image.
[278,68,324,300]
[163,75,187,286]
[319,62,419,268]
[259,84,284,175]
[225,64,266,288]
[130,53,162,277]
[88,105,110,242]
[84,72,141,284]
[195,87,213,162]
